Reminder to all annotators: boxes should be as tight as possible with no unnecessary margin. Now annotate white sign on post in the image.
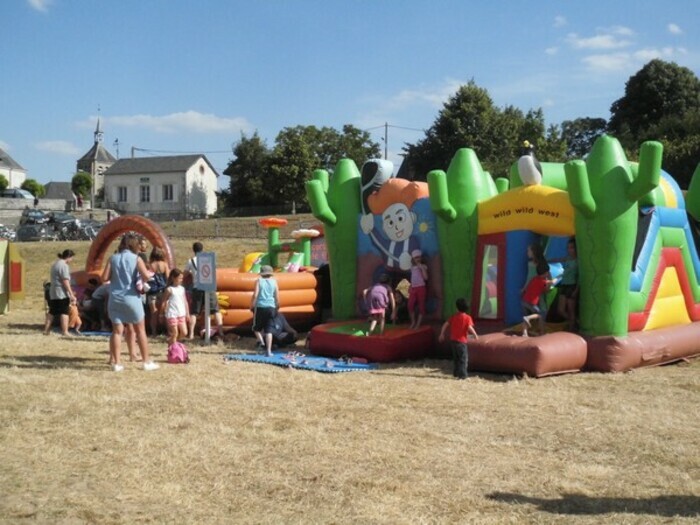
[195,253,217,344]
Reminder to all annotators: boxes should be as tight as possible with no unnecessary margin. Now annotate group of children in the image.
[360,238,578,378]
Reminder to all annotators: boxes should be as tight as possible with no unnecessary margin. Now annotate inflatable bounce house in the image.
[0,239,25,314]
[70,215,323,332]
[306,135,700,376]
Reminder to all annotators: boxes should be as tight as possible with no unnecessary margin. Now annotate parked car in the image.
[19,208,50,225]
[15,223,55,242]
[2,188,34,199]
[0,224,16,241]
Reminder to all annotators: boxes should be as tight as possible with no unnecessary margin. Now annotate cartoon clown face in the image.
[382,203,415,242]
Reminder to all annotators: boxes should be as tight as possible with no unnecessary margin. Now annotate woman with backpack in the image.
[146,246,170,336]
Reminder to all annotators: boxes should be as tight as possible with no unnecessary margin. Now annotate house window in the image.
[117,187,127,203]
[140,185,150,203]
[163,184,174,202]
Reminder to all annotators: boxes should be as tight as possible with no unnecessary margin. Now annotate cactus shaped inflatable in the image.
[428,149,497,317]
[684,162,700,221]
[565,135,662,336]
[306,159,362,320]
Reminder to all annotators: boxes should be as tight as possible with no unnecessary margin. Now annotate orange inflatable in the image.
[216,268,319,330]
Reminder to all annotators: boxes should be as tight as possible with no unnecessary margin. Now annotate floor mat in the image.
[223,351,377,373]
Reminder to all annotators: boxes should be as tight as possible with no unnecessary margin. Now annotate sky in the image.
[2,0,699,187]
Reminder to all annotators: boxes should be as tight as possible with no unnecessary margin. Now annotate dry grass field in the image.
[1,232,699,524]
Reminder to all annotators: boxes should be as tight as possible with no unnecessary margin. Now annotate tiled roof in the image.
[44,182,75,200]
[77,143,117,165]
[104,154,218,176]
[0,148,26,170]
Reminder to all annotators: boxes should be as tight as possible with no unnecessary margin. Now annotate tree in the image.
[0,174,8,192]
[21,179,44,197]
[223,132,271,207]
[222,125,380,211]
[561,117,607,159]
[72,171,92,198]
[647,109,700,187]
[608,59,700,148]
[401,81,565,180]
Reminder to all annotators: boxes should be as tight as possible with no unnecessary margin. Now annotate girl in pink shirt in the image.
[408,249,428,329]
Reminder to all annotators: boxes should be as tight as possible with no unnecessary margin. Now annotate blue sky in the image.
[2,0,698,187]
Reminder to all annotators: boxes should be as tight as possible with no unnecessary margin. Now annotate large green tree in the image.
[71,171,92,198]
[561,117,607,159]
[223,125,380,210]
[608,59,700,187]
[400,81,565,180]
[224,132,271,207]
[21,179,44,197]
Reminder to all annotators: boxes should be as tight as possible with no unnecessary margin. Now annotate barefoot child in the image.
[160,269,190,346]
[438,298,478,379]
[363,274,396,336]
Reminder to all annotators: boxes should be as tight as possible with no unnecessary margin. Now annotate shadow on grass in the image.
[0,354,102,370]
[374,359,520,383]
[8,322,44,331]
[487,492,700,518]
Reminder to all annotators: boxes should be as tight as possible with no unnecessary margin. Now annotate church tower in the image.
[77,114,117,207]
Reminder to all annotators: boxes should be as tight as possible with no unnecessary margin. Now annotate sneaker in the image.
[112,364,124,372]
[143,361,160,371]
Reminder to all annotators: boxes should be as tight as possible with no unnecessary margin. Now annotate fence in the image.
[158,213,319,240]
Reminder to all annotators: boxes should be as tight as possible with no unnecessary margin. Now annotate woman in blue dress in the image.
[102,233,159,372]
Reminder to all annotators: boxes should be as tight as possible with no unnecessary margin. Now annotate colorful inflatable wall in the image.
[307,135,700,374]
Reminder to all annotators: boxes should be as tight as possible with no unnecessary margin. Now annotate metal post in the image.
[384,122,388,160]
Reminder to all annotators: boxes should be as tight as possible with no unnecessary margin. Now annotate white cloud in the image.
[581,47,682,74]
[385,79,464,111]
[553,16,567,28]
[633,47,676,61]
[35,141,81,156]
[607,25,634,36]
[668,23,683,35]
[27,0,52,13]
[82,111,252,134]
[567,32,631,50]
[545,47,558,56]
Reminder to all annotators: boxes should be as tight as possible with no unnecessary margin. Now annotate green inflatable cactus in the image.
[306,159,362,320]
[428,149,497,318]
[565,135,662,336]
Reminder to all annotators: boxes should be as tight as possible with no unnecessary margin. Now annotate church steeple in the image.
[94,107,103,144]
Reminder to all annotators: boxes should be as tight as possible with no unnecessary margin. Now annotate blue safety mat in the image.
[223,351,378,373]
[51,329,111,337]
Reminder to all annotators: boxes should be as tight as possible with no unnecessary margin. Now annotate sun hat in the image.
[411,249,422,258]
[260,265,274,276]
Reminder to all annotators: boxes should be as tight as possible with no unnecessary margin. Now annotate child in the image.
[438,298,478,380]
[363,274,396,336]
[521,261,554,336]
[251,265,279,357]
[551,237,579,331]
[408,249,428,329]
[160,269,190,346]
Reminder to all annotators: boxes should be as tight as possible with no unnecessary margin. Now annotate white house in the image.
[103,154,219,220]
[0,148,27,188]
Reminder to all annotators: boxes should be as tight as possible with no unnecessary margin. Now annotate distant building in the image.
[76,117,116,207]
[0,148,27,188]
[44,182,76,208]
[103,154,219,220]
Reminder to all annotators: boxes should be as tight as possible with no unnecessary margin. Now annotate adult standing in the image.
[146,246,170,336]
[43,249,77,336]
[184,241,224,339]
[101,233,159,372]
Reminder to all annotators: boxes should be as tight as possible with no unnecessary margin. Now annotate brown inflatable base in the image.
[586,323,700,372]
[467,332,588,377]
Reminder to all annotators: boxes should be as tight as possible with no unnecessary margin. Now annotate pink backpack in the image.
[167,342,190,364]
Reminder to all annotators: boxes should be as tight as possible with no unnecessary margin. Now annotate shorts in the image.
[253,306,276,333]
[190,289,219,315]
[147,292,164,307]
[49,298,70,316]
[558,284,577,299]
[167,316,187,326]
[521,300,542,316]
[369,308,385,316]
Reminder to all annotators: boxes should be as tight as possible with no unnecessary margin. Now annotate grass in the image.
[0,232,699,524]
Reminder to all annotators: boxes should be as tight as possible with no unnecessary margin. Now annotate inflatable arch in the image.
[306,135,700,375]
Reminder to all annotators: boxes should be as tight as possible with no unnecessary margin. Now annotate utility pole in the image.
[384,122,388,160]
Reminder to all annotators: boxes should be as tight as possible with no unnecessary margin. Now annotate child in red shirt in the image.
[439,298,478,379]
[521,261,554,336]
